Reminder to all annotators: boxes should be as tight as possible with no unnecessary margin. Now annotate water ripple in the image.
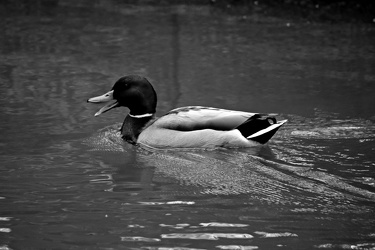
[216,246,258,250]
[200,222,249,228]
[254,231,298,238]
[161,233,254,240]
[315,243,375,249]
[120,236,161,242]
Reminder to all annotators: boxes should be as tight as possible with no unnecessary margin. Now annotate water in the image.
[1,1,375,249]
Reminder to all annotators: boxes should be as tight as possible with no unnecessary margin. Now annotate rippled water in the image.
[1,1,375,249]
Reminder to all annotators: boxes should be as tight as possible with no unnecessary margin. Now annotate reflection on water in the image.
[1,1,375,250]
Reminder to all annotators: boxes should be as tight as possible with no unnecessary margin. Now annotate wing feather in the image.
[155,106,258,131]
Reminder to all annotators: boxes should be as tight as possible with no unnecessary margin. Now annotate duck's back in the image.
[160,107,256,130]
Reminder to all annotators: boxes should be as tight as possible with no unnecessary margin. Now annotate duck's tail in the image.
[235,114,287,144]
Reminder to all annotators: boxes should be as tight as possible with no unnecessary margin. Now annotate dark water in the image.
[1,1,375,249]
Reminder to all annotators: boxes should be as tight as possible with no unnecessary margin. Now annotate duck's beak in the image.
[87,90,119,116]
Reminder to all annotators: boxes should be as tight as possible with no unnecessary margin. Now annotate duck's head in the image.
[87,75,157,117]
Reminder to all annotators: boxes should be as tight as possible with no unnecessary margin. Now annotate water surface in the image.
[0,1,375,249]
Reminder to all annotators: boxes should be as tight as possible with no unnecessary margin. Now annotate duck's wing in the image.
[140,106,286,147]
[156,106,264,131]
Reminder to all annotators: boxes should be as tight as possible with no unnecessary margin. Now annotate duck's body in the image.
[88,75,286,149]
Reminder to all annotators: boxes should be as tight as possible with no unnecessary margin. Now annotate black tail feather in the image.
[249,126,281,144]
[235,115,278,144]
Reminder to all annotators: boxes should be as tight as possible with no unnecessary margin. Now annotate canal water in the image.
[1,1,374,249]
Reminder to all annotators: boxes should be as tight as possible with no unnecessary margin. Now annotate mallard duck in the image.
[87,75,287,149]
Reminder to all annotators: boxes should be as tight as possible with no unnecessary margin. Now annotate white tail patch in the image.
[247,120,287,139]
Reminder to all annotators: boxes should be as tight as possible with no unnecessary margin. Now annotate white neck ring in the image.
[128,113,154,118]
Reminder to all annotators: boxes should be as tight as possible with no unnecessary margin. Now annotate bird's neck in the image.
[120,114,155,143]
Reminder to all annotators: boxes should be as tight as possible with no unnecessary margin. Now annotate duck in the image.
[87,75,287,149]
